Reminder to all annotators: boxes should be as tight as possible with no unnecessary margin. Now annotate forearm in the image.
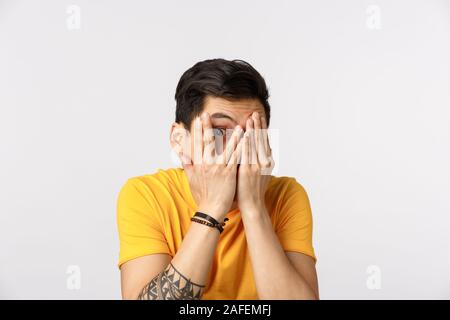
[241,206,318,300]
[138,209,221,300]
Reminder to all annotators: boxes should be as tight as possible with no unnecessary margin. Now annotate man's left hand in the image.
[236,112,275,215]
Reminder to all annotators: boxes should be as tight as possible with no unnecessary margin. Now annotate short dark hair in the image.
[175,58,270,130]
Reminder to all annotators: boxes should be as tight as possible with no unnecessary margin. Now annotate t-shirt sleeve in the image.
[116,178,172,269]
[275,177,316,262]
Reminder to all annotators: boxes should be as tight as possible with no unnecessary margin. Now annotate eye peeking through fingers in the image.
[210,126,244,161]
[213,128,226,137]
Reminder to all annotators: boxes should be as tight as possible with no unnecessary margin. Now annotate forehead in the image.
[202,96,265,121]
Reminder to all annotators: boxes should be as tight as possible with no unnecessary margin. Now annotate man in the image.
[117,58,319,300]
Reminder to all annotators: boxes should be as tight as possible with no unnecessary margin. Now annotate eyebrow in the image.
[210,112,236,123]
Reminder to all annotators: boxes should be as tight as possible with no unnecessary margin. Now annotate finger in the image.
[227,134,244,167]
[247,118,258,165]
[193,116,203,165]
[201,112,216,164]
[218,125,243,165]
[174,141,192,165]
[241,131,250,165]
[261,115,270,155]
[267,136,272,157]
[174,139,192,169]
[180,151,193,176]
[176,142,194,178]
[252,112,266,165]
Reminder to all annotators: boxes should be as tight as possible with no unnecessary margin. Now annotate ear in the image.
[170,122,191,164]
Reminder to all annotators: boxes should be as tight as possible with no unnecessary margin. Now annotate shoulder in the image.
[267,175,308,198]
[266,175,311,213]
[117,167,184,208]
[119,167,184,193]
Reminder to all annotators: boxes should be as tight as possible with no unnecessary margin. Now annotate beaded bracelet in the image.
[194,212,229,228]
[191,212,230,233]
[190,217,220,233]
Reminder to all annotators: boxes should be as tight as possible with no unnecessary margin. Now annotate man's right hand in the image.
[181,112,244,222]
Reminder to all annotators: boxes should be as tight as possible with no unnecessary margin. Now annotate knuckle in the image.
[260,160,270,168]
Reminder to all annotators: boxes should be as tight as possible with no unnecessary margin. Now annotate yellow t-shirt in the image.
[116,167,316,300]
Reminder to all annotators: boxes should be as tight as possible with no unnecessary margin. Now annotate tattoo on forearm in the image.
[137,262,205,300]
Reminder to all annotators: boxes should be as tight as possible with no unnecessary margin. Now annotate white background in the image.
[1,0,449,299]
